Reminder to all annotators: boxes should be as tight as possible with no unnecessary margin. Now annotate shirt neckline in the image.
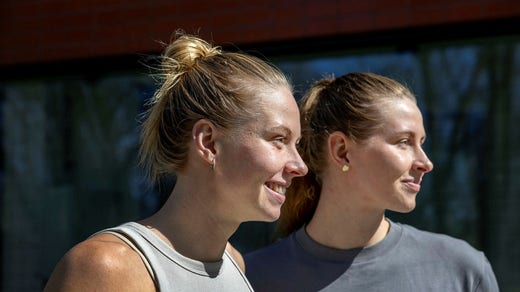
[294,219,403,263]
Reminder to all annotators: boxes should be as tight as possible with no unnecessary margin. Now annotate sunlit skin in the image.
[43,86,308,292]
[347,98,434,214]
[306,98,433,250]
[214,86,309,222]
[137,86,308,263]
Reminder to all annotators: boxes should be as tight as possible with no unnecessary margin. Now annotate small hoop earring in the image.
[210,158,216,170]
[342,164,349,172]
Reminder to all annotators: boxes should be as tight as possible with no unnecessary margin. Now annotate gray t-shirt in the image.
[245,220,498,292]
[99,222,253,292]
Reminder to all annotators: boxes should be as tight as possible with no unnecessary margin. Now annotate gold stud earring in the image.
[342,164,349,172]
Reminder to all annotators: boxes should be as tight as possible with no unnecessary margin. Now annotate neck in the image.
[139,178,239,262]
[305,191,390,250]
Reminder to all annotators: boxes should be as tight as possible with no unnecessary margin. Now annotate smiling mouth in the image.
[265,182,287,195]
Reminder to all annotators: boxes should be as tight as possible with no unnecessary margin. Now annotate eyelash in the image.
[274,136,287,143]
[398,139,410,145]
[271,135,290,148]
[398,138,426,148]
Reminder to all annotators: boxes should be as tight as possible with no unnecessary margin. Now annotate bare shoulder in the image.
[44,233,155,292]
[226,242,245,272]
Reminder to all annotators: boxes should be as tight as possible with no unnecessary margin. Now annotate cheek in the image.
[247,150,280,173]
[379,152,410,179]
[225,145,275,179]
[362,149,407,179]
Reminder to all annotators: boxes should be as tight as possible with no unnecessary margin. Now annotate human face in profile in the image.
[215,86,308,222]
[348,98,433,213]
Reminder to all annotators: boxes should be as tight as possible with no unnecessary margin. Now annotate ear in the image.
[192,119,217,166]
[327,131,351,168]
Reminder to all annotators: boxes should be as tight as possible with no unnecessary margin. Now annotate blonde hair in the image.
[140,31,291,182]
[277,72,416,237]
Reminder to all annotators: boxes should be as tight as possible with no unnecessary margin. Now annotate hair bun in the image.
[161,31,222,75]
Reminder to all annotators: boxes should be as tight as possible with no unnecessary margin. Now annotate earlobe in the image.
[192,119,217,167]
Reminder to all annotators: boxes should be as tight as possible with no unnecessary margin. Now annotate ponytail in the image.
[275,78,333,237]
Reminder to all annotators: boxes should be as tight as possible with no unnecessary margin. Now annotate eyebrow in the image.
[269,125,291,135]
[390,130,427,141]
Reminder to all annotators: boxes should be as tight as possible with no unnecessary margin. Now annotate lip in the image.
[265,182,288,205]
[402,181,421,193]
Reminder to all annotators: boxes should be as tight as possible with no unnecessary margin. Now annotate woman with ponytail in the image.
[44,31,307,291]
[245,72,498,292]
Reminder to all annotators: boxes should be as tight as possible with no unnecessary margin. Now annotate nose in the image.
[286,149,308,177]
[414,148,434,173]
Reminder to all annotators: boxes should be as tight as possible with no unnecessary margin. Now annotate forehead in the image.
[241,86,299,133]
[376,98,425,135]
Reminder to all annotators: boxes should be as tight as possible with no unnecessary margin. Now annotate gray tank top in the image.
[97,222,254,292]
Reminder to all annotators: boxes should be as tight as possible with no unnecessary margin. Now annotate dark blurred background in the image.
[1,1,519,291]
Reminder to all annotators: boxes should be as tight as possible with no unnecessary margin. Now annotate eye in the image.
[397,138,411,148]
[266,127,292,147]
[274,136,287,144]
[398,139,409,145]
[270,135,289,149]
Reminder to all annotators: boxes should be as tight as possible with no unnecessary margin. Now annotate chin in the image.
[398,201,417,213]
[258,207,281,222]
[391,199,417,213]
[400,206,416,213]
[265,211,281,222]
[395,191,418,213]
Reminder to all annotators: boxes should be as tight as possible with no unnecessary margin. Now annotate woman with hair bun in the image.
[245,72,498,292]
[44,31,307,291]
